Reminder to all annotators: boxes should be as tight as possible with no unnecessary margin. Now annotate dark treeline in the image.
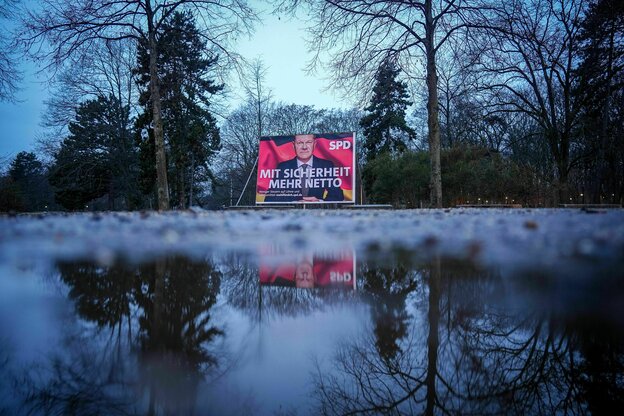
[0,0,623,211]
[357,0,624,208]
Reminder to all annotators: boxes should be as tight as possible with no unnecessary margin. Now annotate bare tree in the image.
[575,0,624,203]
[433,36,486,148]
[0,0,21,101]
[41,39,139,133]
[280,0,480,207]
[218,101,265,206]
[313,107,364,135]
[19,0,257,210]
[472,0,586,203]
[35,38,139,184]
[241,57,273,139]
[214,59,272,206]
[269,102,324,135]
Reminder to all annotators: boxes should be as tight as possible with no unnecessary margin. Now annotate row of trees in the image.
[281,0,624,206]
[357,58,549,207]
[0,100,363,211]
[0,1,363,211]
[1,11,226,211]
[2,0,257,211]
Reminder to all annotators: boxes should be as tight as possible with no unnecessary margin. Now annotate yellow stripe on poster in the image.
[257,190,353,203]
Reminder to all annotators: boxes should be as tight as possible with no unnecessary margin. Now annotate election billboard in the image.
[259,249,356,289]
[256,132,356,204]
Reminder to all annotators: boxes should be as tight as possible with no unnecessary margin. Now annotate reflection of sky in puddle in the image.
[1,209,624,415]
[0,266,71,364]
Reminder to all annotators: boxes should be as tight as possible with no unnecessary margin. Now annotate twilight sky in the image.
[0,8,347,161]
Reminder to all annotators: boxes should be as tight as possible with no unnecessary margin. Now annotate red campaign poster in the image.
[256,132,356,204]
[259,251,356,290]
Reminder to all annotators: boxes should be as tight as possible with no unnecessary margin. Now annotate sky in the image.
[0,5,348,162]
[0,67,48,161]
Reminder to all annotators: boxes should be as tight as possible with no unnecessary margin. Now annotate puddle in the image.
[1,243,622,415]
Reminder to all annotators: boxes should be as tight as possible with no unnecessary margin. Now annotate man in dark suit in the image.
[265,134,344,202]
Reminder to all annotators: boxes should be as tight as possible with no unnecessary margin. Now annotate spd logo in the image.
[328,140,352,150]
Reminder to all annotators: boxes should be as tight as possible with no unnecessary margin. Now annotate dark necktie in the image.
[301,164,309,197]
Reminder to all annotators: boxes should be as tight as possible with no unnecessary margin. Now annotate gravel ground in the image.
[1,208,623,276]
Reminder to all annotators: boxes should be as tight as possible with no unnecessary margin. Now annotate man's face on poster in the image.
[294,134,315,163]
[295,260,315,288]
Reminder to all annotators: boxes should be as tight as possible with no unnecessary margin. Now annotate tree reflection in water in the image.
[135,257,222,415]
[361,263,417,362]
[7,251,623,415]
[314,257,624,416]
[20,256,223,415]
[0,339,12,415]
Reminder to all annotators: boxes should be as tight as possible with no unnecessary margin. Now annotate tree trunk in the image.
[189,153,195,208]
[425,0,443,208]
[147,13,170,211]
[593,95,610,204]
[148,257,166,415]
[556,158,569,205]
[178,167,186,209]
[108,181,114,211]
[425,255,440,416]
[594,27,615,204]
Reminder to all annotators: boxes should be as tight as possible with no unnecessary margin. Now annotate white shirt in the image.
[297,157,314,168]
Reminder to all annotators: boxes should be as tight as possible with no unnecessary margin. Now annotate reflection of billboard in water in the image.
[260,251,356,289]
[256,132,355,204]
